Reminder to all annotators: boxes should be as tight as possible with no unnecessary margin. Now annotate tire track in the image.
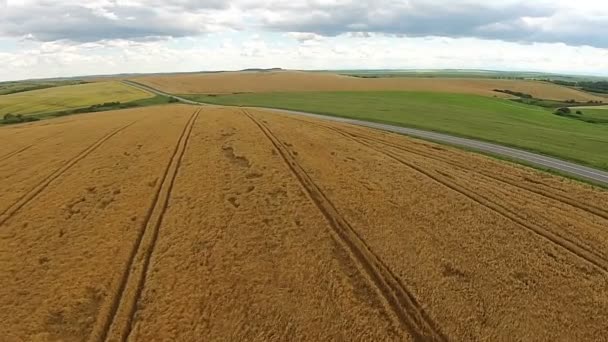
[343,128,608,222]
[90,107,201,342]
[314,122,608,273]
[0,131,63,163]
[0,122,139,227]
[317,123,608,251]
[291,117,608,223]
[0,144,34,163]
[243,110,447,342]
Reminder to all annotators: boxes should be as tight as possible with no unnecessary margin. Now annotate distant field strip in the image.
[134,71,604,101]
[0,81,152,117]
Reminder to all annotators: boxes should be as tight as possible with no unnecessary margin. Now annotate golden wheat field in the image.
[1,105,608,341]
[133,71,604,102]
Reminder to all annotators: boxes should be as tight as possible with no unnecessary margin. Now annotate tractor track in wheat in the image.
[242,109,448,342]
[0,122,139,227]
[89,107,201,342]
[301,119,608,274]
[0,131,65,164]
[343,126,608,222]
[288,116,608,223]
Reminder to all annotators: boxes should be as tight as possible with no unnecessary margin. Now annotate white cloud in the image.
[2,34,608,81]
[0,0,607,47]
[285,32,324,43]
[1,1,608,80]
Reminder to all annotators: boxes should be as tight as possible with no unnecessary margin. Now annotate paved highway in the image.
[123,80,608,187]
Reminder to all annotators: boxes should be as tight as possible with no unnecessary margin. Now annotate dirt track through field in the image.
[2,105,608,341]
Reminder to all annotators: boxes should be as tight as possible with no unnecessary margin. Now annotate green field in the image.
[0,81,153,117]
[183,91,608,170]
[573,108,608,123]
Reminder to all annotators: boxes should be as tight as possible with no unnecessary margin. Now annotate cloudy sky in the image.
[1,0,607,81]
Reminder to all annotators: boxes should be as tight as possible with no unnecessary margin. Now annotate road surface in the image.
[123,80,608,187]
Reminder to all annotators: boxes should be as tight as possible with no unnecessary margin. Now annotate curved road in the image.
[124,80,608,187]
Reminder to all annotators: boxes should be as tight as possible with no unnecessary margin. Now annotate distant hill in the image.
[240,68,285,72]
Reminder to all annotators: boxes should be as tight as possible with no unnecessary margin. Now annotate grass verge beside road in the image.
[182,91,608,170]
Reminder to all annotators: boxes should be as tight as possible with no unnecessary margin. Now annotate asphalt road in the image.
[123,80,608,187]
[124,80,202,105]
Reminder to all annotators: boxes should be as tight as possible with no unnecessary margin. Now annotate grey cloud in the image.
[142,0,229,11]
[0,1,231,42]
[473,17,608,49]
[257,0,608,48]
[1,0,607,48]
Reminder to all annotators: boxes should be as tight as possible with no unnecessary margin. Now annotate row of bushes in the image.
[2,113,40,124]
[554,107,580,115]
[2,96,181,125]
[546,80,608,94]
[558,99,604,105]
[497,88,604,108]
[493,89,534,99]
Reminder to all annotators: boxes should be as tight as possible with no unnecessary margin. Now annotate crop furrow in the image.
[0,123,138,227]
[89,108,200,342]
[243,110,447,342]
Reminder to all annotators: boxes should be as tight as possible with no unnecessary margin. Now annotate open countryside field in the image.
[564,108,608,124]
[133,71,605,102]
[0,81,153,117]
[183,91,608,170]
[0,79,88,96]
[1,105,608,341]
[581,108,608,119]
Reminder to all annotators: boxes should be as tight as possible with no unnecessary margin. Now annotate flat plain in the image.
[0,81,153,117]
[134,71,604,102]
[1,104,608,341]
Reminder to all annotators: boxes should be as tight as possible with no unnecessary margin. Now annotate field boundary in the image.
[257,108,608,186]
[90,107,201,342]
[242,109,447,341]
[121,81,608,187]
[0,121,139,227]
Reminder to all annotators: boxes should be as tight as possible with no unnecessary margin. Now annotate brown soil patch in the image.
[1,105,607,341]
[134,71,604,102]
